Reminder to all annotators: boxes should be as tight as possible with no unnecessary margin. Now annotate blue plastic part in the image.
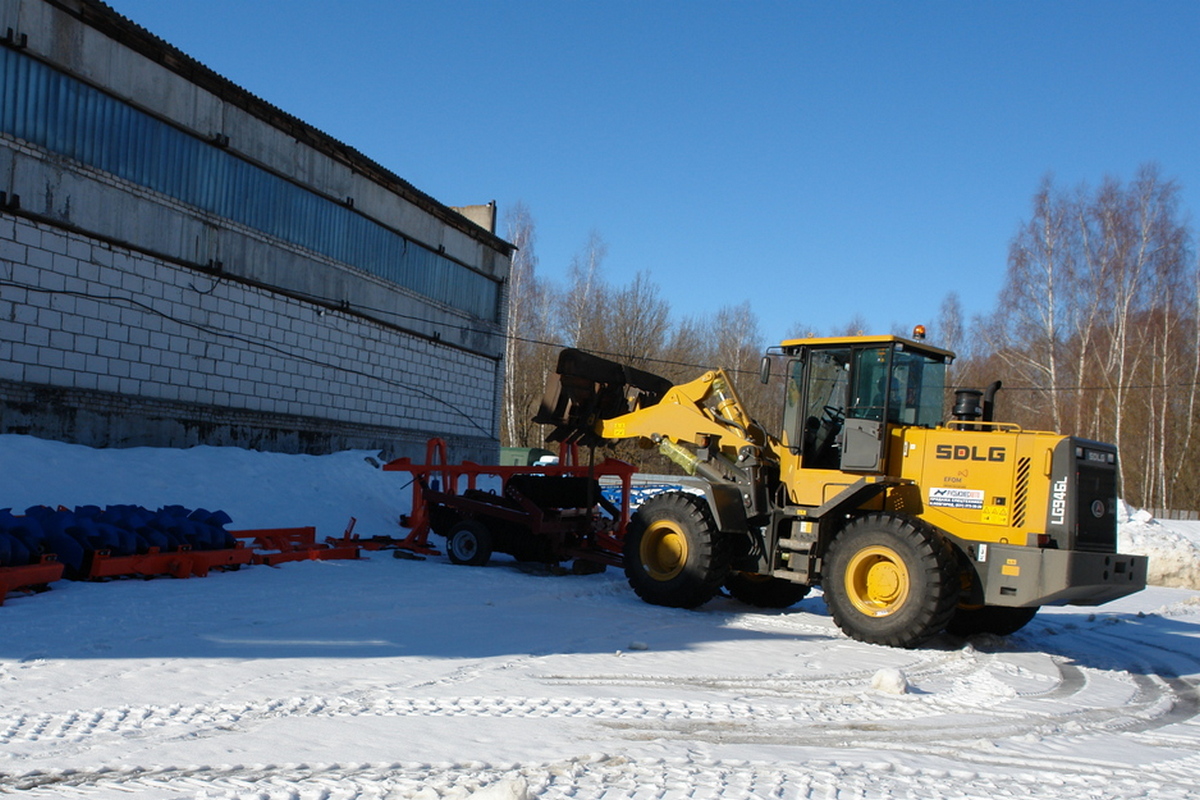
[0,504,235,572]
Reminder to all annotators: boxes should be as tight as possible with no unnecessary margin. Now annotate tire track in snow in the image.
[3,621,1195,795]
[0,662,1180,753]
[538,651,1188,747]
[6,752,1200,799]
[0,626,1183,748]
[1055,626,1200,736]
[0,693,911,745]
[1047,660,1087,697]
[534,643,1000,696]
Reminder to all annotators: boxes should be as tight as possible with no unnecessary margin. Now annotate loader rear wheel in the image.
[446,520,493,566]
[946,604,1039,637]
[725,572,810,608]
[823,513,959,648]
[624,492,729,608]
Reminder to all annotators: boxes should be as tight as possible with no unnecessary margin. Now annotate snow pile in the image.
[1117,501,1200,590]
[870,667,909,694]
[0,434,404,538]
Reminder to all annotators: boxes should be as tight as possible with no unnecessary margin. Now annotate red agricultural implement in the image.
[0,503,365,607]
[375,438,638,571]
[84,541,256,579]
[0,555,64,605]
[233,523,361,566]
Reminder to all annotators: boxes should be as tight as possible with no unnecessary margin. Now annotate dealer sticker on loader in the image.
[928,488,985,510]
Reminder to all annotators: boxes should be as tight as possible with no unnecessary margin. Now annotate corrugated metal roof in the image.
[49,0,513,256]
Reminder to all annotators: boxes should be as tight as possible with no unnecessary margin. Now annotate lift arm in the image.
[534,349,774,474]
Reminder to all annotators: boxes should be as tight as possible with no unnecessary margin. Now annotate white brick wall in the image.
[0,217,500,443]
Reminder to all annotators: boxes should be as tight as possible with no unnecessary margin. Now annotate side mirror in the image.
[759,356,771,384]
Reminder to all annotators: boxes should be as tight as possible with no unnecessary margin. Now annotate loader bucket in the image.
[534,348,673,446]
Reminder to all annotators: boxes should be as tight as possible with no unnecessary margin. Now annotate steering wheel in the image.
[822,405,844,425]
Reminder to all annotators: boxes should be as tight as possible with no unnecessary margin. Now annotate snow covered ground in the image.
[2,434,1199,800]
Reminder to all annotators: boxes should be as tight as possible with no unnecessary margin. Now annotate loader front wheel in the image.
[446,520,493,566]
[823,513,959,648]
[624,492,729,608]
[725,572,810,608]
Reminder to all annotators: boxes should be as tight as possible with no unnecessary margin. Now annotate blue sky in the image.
[105,0,1200,347]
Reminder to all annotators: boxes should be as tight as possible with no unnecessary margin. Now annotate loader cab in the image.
[779,336,951,473]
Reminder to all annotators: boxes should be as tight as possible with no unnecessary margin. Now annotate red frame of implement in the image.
[0,555,64,605]
[232,525,361,566]
[380,438,637,561]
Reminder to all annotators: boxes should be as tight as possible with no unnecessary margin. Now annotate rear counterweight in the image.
[976,543,1147,606]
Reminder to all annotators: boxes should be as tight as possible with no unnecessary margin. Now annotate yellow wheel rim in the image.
[640,520,688,581]
[844,545,910,617]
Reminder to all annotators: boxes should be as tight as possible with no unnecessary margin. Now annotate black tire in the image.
[946,604,1039,637]
[725,571,810,608]
[446,520,493,566]
[822,513,960,648]
[623,492,730,608]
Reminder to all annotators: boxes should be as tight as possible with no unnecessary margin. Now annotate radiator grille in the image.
[1075,462,1118,552]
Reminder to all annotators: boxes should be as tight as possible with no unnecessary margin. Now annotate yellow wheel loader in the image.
[535,334,1148,648]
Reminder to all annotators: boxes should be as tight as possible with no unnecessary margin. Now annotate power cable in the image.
[4,273,1194,415]
[267,283,1200,395]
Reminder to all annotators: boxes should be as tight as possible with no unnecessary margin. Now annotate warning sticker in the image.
[982,504,1010,525]
[928,487,985,510]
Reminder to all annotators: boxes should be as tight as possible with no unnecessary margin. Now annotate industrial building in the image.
[0,0,513,462]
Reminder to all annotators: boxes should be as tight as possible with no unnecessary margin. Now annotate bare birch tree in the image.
[558,231,609,352]
[705,301,773,423]
[1165,265,1200,507]
[1072,166,1189,499]
[936,292,993,407]
[501,202,536,445]
[660,316,710,383]
[937,292,964,356]
[604,270,671,369]
[991,176,1079,433]
[988,166,1195,508]
[500,203,558,447]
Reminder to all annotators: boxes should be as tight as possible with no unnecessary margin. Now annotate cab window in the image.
[849,347,891,421]
[893,350,946,426]
[797,347,850,467]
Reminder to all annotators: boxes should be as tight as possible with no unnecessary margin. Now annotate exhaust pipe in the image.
[982,380,1002,423]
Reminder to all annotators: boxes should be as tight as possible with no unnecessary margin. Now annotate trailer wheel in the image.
[946,604,1039,637]
[725,572,810,608]
[823,513,959,648]
[624,492,729,608]
[446,520,493,566]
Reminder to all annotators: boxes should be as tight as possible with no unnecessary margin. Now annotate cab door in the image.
[782,346,850,470]
[841,346,891,472]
